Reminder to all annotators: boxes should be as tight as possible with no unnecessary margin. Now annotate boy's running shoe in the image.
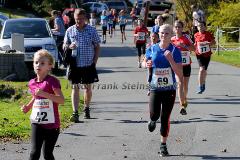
[160,144,169,157]
[70,112,80,123]
[138,62,141,68]
[180,108,187,115]
[197,84,206,94]
[84,107,90,119]
[148,120,156,132]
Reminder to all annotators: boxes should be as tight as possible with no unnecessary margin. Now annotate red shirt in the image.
[194,31,214,57]
[171,34,193,65]
[134,26,149,44]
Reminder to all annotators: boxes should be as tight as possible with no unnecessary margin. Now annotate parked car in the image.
[104,1,128,13]
[142,0,176,26]
[82,2,109,16]
[0,18,59,68]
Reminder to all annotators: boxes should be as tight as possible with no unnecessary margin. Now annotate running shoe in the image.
[196,86,203,94]
[202,84,205,92]
[197,84,206,94]
[148,120,156,132]
[84,107,90,119]
[180,108,187,115]
[70,112,80,123]
[138,62,141,68]
[160,144,169,157]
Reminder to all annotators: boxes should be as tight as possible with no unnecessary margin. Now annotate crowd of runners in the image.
[19,3,217,159]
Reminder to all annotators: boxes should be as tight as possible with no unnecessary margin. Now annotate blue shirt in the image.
[119,15,127,25]
[151,25,160,34]
[64,24,101,67]
[55,16,65,36]
[146,43,182,91]
[108,14,114,25]
[101,15,108,27]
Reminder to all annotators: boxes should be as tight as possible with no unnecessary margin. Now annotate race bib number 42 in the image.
[30,99,55,124]
[152,68,173,88]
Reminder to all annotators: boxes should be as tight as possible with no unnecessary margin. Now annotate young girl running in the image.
[108,9,114,38]
[100,10,108,44]
[142,32,159,96]
[21,49,64,160]
[118,10,128,43]
[134,19,149,68]
[144,24,183,156]
[171,20,195,115]
[112,9,118,36]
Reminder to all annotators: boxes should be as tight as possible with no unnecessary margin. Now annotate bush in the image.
[208,2,240,42]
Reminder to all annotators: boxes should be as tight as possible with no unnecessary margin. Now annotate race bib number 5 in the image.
[197,41,210,54]
[152,68,173,88]
[181,51,191,65]
[30,99,55,124]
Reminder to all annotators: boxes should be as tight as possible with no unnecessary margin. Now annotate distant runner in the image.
[194,21,215,94]
[171,20,195,115]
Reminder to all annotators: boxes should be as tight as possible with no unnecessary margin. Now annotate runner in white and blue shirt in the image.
[100,10,108,43]
[146,42,182,91]
[108,11,114,38]
[118,10,127,43]
[144,24,183,157]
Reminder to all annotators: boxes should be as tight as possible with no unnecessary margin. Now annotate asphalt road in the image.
[1,26,240,160]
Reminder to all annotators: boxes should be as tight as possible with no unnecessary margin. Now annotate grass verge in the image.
[0,76,82,142]
[211,50,240,67]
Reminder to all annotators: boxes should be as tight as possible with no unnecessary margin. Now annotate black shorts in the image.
[120,24,126,33]
[113,21,116,29]
[183,65,191,77]
[196,55,211,70]
[102,26,107,35]
[67,63,99,84]
[136,43,146,57]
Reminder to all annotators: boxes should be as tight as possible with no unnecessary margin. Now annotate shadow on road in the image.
[168,154,240,159]
[100,46,135,57]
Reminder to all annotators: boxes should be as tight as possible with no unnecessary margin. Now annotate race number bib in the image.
[137,32,145,41]
[119,19,125,25]
[102,20,107,26]
[108,19,113,24]
[30,99,55,124]
[181,51,191,65]
[152,68,173,88]
[197,42,210,54]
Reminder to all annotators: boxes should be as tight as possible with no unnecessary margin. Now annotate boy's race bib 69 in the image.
[137,32,145,41]
[30,99,55,124]
[197,42,210,54]
[181,51,191,65]
[152,67,173,88]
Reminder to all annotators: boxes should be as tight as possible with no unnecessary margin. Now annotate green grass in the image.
[0,77,82,142]
[212,50,240,67]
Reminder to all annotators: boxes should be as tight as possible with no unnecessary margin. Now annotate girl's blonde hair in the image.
[160,24,173,34]
[34,49,54,66]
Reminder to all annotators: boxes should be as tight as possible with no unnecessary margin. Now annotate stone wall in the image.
[0,52,28,80]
